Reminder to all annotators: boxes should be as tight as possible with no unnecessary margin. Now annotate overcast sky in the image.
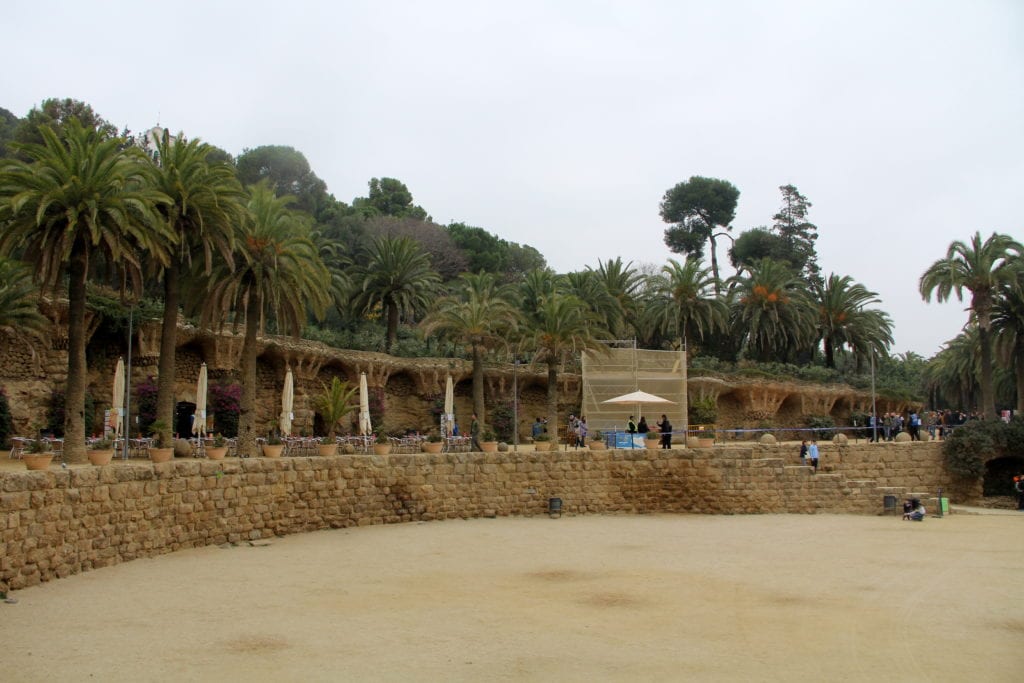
[4,1,1021,358]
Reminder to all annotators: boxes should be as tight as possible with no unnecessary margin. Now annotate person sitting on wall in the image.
[903,498,926,521]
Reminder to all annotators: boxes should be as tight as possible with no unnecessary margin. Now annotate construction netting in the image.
[580,342,688,434]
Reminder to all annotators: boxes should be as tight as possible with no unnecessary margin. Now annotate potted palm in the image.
[206,433,228,460]
[480,426,498,452]
[262,429,284,458]
[24,437,54,470]
[588,430,606,451]
[372,428,391,455]
[421,432,443,454]
[312,377,357,456]
[148,420,174,463]
[533,432,553,452]
[88,436,115,466]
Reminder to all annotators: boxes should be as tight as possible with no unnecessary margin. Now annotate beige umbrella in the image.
[603,390,676,447]
[193,362,208,435]
[443,374,454,436]
[358,372,372,436]
[279,367,294,436]
[112,357,125,438]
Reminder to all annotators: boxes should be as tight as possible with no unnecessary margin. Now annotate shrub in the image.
[942,420,999,478]
[209,381,241,438]
[689,397,717,425]
[489,401,515,442]
[805,415,835,430]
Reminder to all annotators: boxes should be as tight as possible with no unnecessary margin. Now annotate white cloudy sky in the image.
[4,0,1022,358]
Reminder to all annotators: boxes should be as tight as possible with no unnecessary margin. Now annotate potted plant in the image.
[644,429,661,449]
[148,420,174,463]
[588,430,606,451]
[421,432,443,454]
[372,428,392,455]
[695,428,715,448]
[88,436,115,466]
[312,377,356,456]
[262,429,285,458]
[206,433,228,460]
[24,437,54,470]
[533,432,553,452]
[480,426,498,452]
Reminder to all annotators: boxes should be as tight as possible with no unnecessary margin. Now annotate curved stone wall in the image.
[0,441,970,592]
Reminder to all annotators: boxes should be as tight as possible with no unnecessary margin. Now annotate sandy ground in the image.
[2,511,1022,682]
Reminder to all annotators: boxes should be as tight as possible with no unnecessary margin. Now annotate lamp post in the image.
[122,304,134,460]
[870,350,878,444]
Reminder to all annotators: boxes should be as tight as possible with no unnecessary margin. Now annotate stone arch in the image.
[983,455,1024,497]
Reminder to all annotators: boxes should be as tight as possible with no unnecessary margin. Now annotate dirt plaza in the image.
[2,511,1020,682]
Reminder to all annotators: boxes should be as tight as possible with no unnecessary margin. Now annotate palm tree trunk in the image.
[824,335,835,369]
[472,344,485,424]
[977,305,995,419]
[237,289,262,457]
[1015,341,1024,415]
[63,247,89,463]
[385,300,399,353]
[546,360,559,443]
[155,263,179,446]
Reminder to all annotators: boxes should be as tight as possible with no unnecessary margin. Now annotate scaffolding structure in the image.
[580,341,688,435]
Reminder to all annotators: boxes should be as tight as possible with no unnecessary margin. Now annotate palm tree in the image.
[148,130,246,446]
[923,331,981,411]
[312,377,359,440]
[727,258,816,362]
[351,236,440,353]
[644,258,727,350]
[422,272,520,423]
[589,257,643,338]
[992,269,1024,413]
[564,270,622,338]
[811,273,893,368]
[0,257,48,363]
[919,231,1024,418]
[525,292,609,439]
[0,121,169,462]
[197,183,329,457]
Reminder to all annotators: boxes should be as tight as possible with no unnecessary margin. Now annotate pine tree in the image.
[772,184,820,284]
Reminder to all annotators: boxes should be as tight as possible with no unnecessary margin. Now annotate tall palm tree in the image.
[525,292,609,439]
[589,257,643,338]
[197,183,329,457]
[919,231,1023,418]
[563,270,621,338]
[0,121,169,461]
[644,258,726,350]
[992,269,1024,413]
[148,130,246,446]
[727,258,816,362]
[811,273,893,368]
[923,331,980,411]
[422,272,521,423]
[351,236,440,353]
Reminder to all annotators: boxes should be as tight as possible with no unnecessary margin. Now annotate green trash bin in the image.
[940,497,949,514]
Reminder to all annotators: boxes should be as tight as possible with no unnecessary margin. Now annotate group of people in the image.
[626,414,673,448]
[864,409,979,442]
[799,440,820,471]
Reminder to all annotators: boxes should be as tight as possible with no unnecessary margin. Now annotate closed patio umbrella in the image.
[358,372,372,436]
[112,357,125,438]
[193,362,208,435]
[443,374,454,436]
[280,367,294,436]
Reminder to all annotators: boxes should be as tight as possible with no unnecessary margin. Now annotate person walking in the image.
[808,440,820,472]
[799,440,808,465]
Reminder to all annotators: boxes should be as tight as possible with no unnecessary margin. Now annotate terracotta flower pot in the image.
[24,454,54,470]
[206,446,228,460]
[317,443,339,456]
[644,438,660,450]
[480,441,498,453]
[533,441,552,452]
[88,449,114,466]
[421,441,443,454]
[262,444,284,458]
[149,447,174,463]
[372,444,392,455]
[589,441,607,450]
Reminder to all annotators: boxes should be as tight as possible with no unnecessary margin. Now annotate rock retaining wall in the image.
[1,442,969,591]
